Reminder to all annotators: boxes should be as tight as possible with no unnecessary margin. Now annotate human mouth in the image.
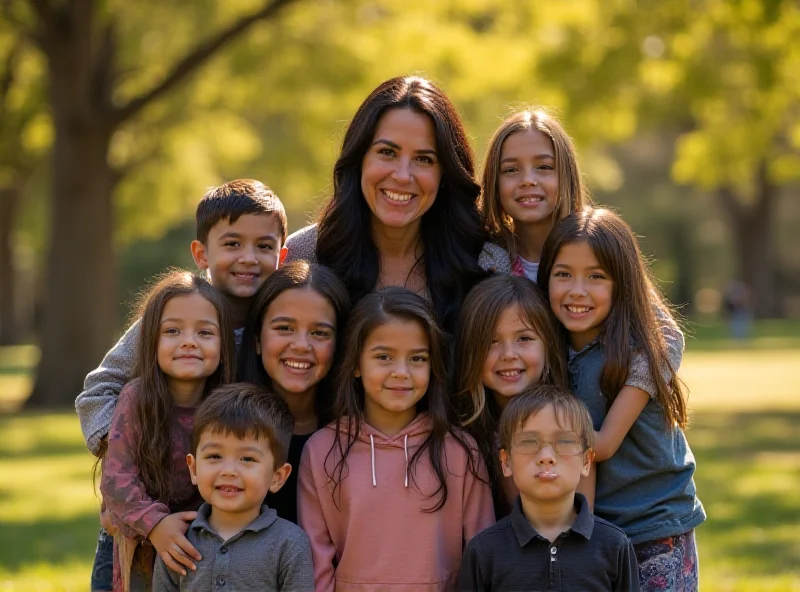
[232,272,259,282]
[516,195,546,204]
[216,485,243,496]
[382,189,414,203]
[536,471,558,481]
[282,359,313,371]
[565,305,592,315]
[496,369,524,379]
[175,355,202,361]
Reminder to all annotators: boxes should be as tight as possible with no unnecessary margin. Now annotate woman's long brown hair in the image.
[130,270,235,503]
[538,209,688,428]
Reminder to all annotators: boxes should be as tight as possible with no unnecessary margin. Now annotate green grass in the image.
[1,327,799,591]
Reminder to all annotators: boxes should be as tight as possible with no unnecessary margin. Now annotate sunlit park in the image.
[1,0,799,590]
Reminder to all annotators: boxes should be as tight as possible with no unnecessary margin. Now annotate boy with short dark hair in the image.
[152,383,313,591]
[79,179,287,591]
[458,385,640,592]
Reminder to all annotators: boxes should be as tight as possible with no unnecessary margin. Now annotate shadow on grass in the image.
[0,511,99,572]
[690,410,800,575]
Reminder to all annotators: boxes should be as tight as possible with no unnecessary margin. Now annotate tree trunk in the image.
[0,185,20,345]
[25,16,117,408]
[717,164,777,318]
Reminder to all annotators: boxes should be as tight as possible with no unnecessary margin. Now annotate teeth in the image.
[498,370,522,377]
[384,190,413,202]
[284,360,311,369]
[218,486,240,492]
[567,305,590,314]
[517,196,544,203]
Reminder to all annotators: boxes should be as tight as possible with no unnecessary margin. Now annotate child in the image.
[458,385,639,591]
[152,383,314,591]
[298,287,495,591]
[481,109,590,280]
[78,179,287,591]
[454,274,567,518]
[237,261,351,523]
[538,208,706,590]
[100,271,235,591]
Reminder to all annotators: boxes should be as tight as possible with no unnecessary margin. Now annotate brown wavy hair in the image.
[453,275,567,491]
[129,270,235,503]
[538,208,687,428]
[481,109,591,259]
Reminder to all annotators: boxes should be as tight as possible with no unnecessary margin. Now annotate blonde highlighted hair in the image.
[481,109,590,259]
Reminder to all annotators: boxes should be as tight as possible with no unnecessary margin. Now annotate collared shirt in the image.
[152,503,313,592]
[457,493,640,591]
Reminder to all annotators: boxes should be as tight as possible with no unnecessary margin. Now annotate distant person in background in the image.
[284,75,511,334]
[723,279,753,341]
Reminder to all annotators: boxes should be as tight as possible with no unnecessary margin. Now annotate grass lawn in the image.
[1,324,799,591]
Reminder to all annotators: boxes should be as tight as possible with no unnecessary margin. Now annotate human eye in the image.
[375,353,392,361]
[414,154,436,165]
[378,147,396,157]
[198,328,216,337]
[258,243,274,251]
[273,324,293,332]
[163,327,179,335]
[518,334,535,342]
[241,456,257,463]
[555,436,582,454]
[204,453,221,460]
[501,166,518,175]
[312,329,332,338]
[515,436,540,453]
[589,272,608,280]
[552,270,570,278]
[223,241,240,248]
[410,354,429,363]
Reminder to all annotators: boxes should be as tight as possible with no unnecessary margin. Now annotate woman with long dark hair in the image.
[285,75,510,333]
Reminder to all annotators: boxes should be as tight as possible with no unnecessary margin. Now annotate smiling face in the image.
[360,108,443,233]
[498,129,559,230]
[156,292,222,391]
[548,241,614,351]
[481,304,547,407]
[356,317,430,435]
[260,287,337,402]
[191,213,285,300]
[187,429,289,529]
[500,403,592,505]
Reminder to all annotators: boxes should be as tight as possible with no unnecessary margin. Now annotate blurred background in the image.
[0,0,798,590]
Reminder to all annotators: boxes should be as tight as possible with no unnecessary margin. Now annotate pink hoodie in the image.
[298,412,495,591]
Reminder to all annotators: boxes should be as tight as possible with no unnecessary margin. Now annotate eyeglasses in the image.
[511,434,585,456]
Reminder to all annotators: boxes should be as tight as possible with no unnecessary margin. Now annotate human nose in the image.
[290,331,311,351]
[221,458,238,476]
[391,157,412,184]
[499,340,518,360]
[238,245,257,263]
[390,362,410,379]
[180,333,198,348]
[567,278,587,297]
[536,442,557,463]
[520,166,538,187]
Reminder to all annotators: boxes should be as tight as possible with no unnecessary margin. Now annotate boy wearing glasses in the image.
[457,385,640,591]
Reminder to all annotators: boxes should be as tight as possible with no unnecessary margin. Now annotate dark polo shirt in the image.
[458,493,640,591]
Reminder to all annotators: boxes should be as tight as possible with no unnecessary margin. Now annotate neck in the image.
[167,378,206,407]
[493,390,512,414]
[208,505,261,542]
[223,292,250,329]
[514,221,551,262]
[364,403,417,438]
[371,217,423,259]
[519,491,577,543]
[275,384,317,435]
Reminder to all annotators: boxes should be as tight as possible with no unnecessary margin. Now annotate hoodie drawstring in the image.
[369,433,410,488]
[370,434,377,487]
[404,434,409,488]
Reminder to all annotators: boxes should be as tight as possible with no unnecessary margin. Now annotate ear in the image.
[255,337,261,356]
[279,246,288,266]
[353,367,361,378]
[186,454,198,485]
[582,448,595,477]
[191,240,209,271]
[499,448,512,478]
[269,462,292,493]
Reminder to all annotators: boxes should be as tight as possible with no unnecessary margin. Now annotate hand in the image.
[147,511,201,576]
[100,509,118,536]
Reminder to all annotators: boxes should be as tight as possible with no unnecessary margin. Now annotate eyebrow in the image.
[270,316,336,331]
[372,139,437,156]
[370,345,429,354]
[199,443,265,455]
[217,231,278,242]
[160,318,219,326]
[552,262,605,271]
[500,154,555,164]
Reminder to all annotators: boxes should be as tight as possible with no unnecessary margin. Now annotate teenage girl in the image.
[481,109,591,280]
[453,274,567,517]
[298,287,494,591]
[237,261,351,524]
[538,208,705,591]
[100,271,235,591]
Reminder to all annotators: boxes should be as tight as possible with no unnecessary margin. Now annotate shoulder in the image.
[591,515,632,546]
[478,242,512,275]
[467,515,514,549]
[302,424,338,456]
[115,379,142,410]
[268,516,311,544]
[284,224,318,263]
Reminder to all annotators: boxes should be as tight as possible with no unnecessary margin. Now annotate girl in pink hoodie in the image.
[298,287,495,591]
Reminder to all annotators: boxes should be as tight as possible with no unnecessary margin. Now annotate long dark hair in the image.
[316,75,489,334]
[328,287,479,511]
[130,270,234,503]
[538,208,687,428]
[453,275,567,486]
[237,262,351,425]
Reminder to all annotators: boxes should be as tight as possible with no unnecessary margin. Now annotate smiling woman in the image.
[285,75,511,333]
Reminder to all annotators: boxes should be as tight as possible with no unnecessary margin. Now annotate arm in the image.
[279,532,315,592]
[461,446,496,543]
[614,537,641,592]
[456,541,484,592]
[592,386,650,462]
[76,320,140,455]
[296,446,336,592]
[283,224,318,264]
[151,556,180,592]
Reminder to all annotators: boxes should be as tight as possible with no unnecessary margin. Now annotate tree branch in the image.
[113,0,295,125]
[26,0,57,31]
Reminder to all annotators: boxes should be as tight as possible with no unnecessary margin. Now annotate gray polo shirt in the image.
[152,503,313,591]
